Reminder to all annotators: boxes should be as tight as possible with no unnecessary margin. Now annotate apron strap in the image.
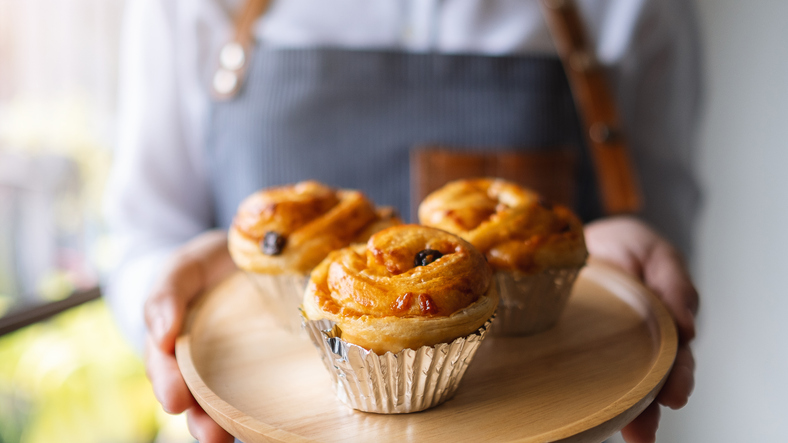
[540,0,643,214]
[213,0,643,215]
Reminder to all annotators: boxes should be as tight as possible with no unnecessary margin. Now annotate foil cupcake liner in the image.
[245,272,309,333]
[303,316,494,414]
[490,266,582,336]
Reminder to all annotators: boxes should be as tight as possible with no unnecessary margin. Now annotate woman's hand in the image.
[584,217,699,443]
[143,230,237,443]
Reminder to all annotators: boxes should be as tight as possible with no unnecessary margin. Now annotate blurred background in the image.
[0,0,191,442]
[0,0,785,442]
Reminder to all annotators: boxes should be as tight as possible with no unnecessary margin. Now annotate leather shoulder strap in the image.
[540,0,643,214]
[211,0,273,100]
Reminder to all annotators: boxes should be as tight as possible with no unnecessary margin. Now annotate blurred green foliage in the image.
[0,300,160,443]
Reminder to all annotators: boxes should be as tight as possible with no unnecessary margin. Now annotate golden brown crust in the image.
[302,225,498,354]
[418,178,588,274]
[229,181,401,274]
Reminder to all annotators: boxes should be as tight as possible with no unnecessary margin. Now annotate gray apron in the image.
[205,47,601,228]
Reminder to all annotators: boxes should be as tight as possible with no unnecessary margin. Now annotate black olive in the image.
[414,249,443,267]
[261,231,286,256]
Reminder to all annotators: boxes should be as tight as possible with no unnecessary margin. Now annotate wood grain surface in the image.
[176,259,677,443]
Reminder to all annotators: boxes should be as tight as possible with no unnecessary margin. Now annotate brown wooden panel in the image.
[410,146,577,221]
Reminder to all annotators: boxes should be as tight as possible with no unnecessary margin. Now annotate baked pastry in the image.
[228,181,400,330]
[302,225,497,413]
[302,224,497,353]
[419,178,588,335]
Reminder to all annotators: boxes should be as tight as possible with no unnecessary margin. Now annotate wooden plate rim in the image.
[176,258,678,443]
[537,259,678,442]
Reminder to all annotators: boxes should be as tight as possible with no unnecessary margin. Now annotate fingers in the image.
[145,336,195,414]
[620,401,660,443]
[642,241,699,342]
[143,231,236,441]
[584,217,698,441]
[144,259,202,352]
[620,346,694,443]
[187,406,234,443]
[585,216,700,342]
[144,230,235,352]
[146,334,233,442]
[657,344,696,409]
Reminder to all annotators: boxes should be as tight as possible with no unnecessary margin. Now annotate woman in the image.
[106,0,701,441]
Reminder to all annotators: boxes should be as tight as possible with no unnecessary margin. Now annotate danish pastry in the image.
[419,178,587,335]
[302,224,497,354]
[302,224,496,413]
[228,181,400,330]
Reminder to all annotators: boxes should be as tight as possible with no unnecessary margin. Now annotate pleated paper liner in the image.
[303,316,494,414]
[245,271,308,333]
[490,266,582,336]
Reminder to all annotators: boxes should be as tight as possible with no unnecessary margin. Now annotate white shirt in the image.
[105,0,702,349]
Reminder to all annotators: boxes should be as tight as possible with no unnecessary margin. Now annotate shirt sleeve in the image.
[103,0,217,350]
[597,0,704,256]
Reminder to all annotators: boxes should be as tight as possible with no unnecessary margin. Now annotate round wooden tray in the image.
[176,259,677,443]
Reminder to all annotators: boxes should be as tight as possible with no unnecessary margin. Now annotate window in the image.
[0,1,189,440]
